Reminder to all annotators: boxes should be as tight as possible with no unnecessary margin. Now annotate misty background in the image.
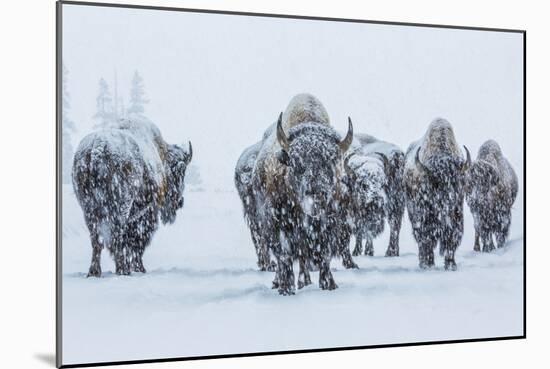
[62,4,523,194]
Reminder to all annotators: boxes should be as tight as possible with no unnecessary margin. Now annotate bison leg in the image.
[113,238,131,276]
[364,234,374,257]
[352,234,363,256]
[495,232,507,249]
[418,240,436,269]
[443,247,457,271]
[87,236,102,278]
[319,256,337,291]
[385,208,403,257]
[275,255,295,295]
[271,230,295,295]
[257,241,275,272]
[481,231,495,253]
[496,212,511,248]
[473,229,481,252]
[297,255,312,289]
[341,233,359,269]
[442,232,460,271]
[250,219,277,272]
[341,251,358,269]
[131,248,146,273]
[271,268,280,289]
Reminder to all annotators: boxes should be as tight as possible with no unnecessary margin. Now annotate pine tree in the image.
[62,64,76,184]
[127,71,149,117]
[93,78,114,129]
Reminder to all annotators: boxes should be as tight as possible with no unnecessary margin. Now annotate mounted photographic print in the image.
[56,1,526,367]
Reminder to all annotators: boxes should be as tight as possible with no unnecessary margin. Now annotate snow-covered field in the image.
[61,183,524,365]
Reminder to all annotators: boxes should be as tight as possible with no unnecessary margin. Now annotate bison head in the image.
[414,144,471,218]
[161,141,193,224]
[343,153,387,231]
[415,144,470,187]
[276,113,353,217]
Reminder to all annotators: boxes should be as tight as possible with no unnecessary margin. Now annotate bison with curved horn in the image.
[404,118,470,270]
[251,93,353,295]
[465,140,518,252]
[72,118,192,277]
[341,133,405,258]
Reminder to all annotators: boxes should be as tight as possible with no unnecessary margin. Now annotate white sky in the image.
[62,4,523,192]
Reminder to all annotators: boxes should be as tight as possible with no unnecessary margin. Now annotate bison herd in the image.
[235,93,518,295]
[72,93,518,296]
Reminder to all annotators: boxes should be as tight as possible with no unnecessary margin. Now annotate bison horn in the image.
[343,152,355,174]
[276,112,290,150]
[339,117,354,152]
[374,152,390,173]
[462,145,471,172]
[415,147,431,176]
[185,141,193,164]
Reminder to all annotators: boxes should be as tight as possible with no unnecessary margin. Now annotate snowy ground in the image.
[61,184,524,365]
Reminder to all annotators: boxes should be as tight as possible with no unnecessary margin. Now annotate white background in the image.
[0,0,545,368]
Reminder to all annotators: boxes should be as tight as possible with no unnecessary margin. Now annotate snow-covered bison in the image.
[251,93,353,295]
[465,140,518,252]
[342,134,405,258]
[404,118,470,270]
[72,118,192,277]
[234,139,276,271]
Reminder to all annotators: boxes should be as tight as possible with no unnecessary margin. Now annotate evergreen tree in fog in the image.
[127,71,149,117]
[93,78,114,129]
[62,64,76,184]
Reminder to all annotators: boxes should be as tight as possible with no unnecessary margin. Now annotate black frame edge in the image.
[56,0,63,368]
[60,335,526,368]
[58,0,526,34]
[522,30,526,339]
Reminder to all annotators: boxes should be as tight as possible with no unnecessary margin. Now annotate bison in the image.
[404,118,470,270]
[251,93,353,295]
[342,133,405,258]
[234,139,276,271]
[72,118,192,277]
[465,140,518,252]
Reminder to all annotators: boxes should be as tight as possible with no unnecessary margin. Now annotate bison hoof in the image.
[444,260,457,271]
[345,261,359,269]
[365,249,374,257]
[419,261,434,270]
[259,261,277,272]
[320,274,338,290]
[298,277,312,290]
[116,268,131,276]
[87,267,101,278]
[352,249,362,257]
[473,245,480,252]
[320,281,338,291]
[133,266,146,273]
[385,249,399,257]
[278,286,296,296]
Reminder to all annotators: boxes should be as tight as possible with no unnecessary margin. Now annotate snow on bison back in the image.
[72,118,193,277]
